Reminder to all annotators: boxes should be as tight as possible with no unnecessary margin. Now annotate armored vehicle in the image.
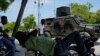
[43,6,99,42]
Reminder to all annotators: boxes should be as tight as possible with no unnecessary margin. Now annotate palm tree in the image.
[12,0,28,37]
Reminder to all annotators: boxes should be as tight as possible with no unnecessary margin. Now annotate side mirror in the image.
[1,16,8,25]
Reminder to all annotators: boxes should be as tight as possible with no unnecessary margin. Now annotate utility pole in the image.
[34,1,44,56]
[34,0,44,25]
[12,0,28,37]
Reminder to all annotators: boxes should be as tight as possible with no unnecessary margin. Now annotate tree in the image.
[86,2,93,11]
[89,12,97,23]
[19,25,26,31]
[4,22,15,31]
[69,2,95,23]
[23,14,36,31]
[4,21,26,31]
[95,10,100,24]
[0,0,14,11]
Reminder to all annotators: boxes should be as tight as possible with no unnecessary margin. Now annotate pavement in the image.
[15,39,27,56]
[94,39,100,56]
[15,38,100,56]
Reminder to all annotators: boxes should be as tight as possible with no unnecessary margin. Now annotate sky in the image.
[0,0,100,23]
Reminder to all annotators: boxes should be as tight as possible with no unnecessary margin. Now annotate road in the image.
[94,39,100,56]
[15,39,26,56]
[15,39,100,56]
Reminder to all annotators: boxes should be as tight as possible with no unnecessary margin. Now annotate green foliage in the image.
[3,22,25,31]
[89,12,97,23]
[95,10,100,24]
[3,14,37,31]
[4,22,15,31]
[0,0,14,11]
[19,25,26,31]
[86,2,93,11]
[69,2,96,24]
[22,14,37,30]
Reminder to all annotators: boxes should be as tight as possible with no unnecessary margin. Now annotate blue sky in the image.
[0,0,100,23]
